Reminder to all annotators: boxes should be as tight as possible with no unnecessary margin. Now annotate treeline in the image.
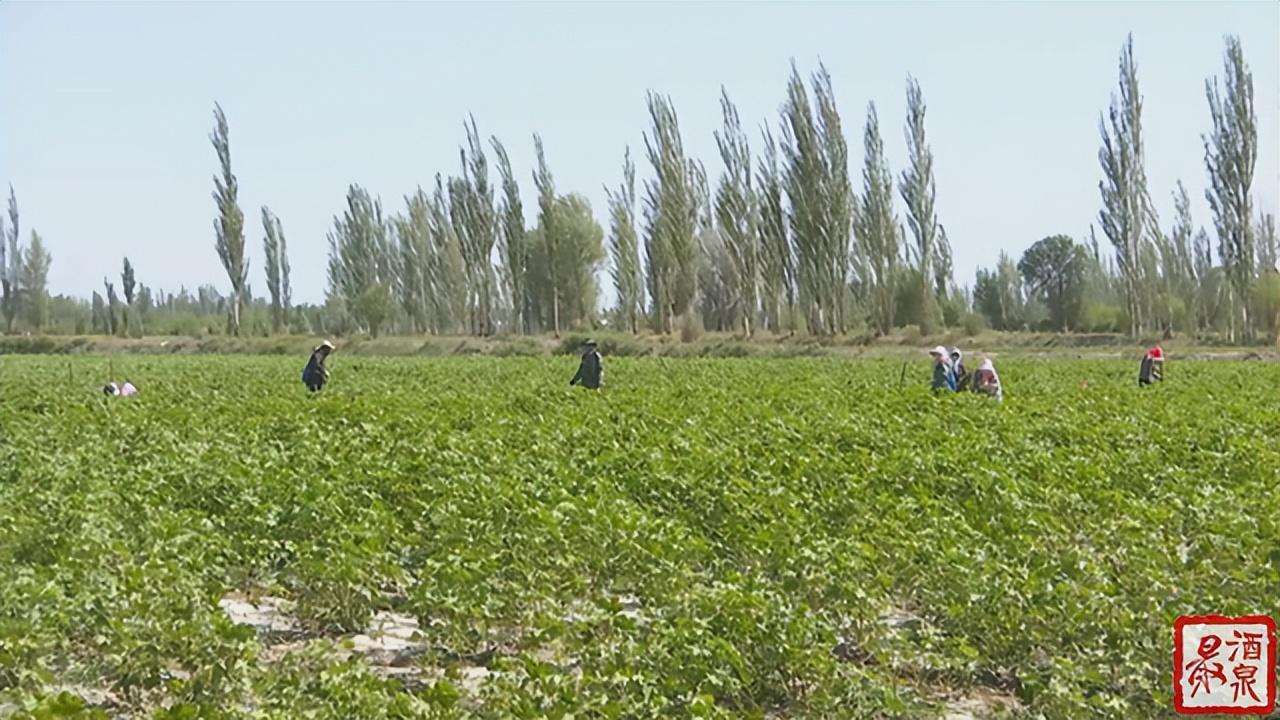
[6,35,1278,343]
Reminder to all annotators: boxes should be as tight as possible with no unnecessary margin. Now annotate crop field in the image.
[1,355,1277,719]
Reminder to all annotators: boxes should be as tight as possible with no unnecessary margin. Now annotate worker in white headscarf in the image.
[972,357,1003,401]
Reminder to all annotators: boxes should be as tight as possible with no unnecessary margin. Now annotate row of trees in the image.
[973,34,1277,341]
[5,35,1276,343]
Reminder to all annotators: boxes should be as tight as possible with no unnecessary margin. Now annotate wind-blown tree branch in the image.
[121,257,138,336]
[856,102,900,335]
[262,207,290,333]
[210,103,248,336]
[606,148,643,334]
[1097,35,1158,337]
[1203,35,1257,341]
[756,123,792,333]
[3,186,22,333]
[531,133,563,336]
[491,137,529,333]
[327,184,395,336]
[899,76,943,334]
[713,88,759,336]
[21,231,51,331]
[643,92,698,334]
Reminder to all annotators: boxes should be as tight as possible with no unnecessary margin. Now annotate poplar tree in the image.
[1203,35,1257,341]
[22,231,51,331]
[856,103,900,335]
[121,257,138,335]
[899,76,942,334]
[643,92,697,334]
[714,88,759,336]
[491,137,529,333]
[1097,36,1157,337]
[262,207,290,333]
[532,133,562,336]
[449,116,497,336]
[327,185,395,336]
[606,148,643,334]
[210,103,248,336]
[3,187,22,333]
[756,124,792,332]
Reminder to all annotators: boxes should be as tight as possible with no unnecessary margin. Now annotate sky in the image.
[1,1,1277,307]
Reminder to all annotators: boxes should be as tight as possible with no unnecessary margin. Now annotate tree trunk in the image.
[552,290,561,338]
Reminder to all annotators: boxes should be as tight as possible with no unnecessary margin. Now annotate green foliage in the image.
[1018,235,1087,332]
[328,185,395,337]
[527,194,605,332]
[22,230,52,331]
[2,356,1277,718]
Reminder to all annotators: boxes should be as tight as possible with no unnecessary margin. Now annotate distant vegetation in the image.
[3,36,1277,345]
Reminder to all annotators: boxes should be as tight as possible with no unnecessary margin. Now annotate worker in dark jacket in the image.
[302,340,335,392]
[950,347,970,391]
[569,339,603,390]
[1138,345,1164,386]
[929,345,956,392]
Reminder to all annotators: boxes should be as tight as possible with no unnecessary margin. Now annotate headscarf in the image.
[978,358,999,384]
[1147,345,1164,361]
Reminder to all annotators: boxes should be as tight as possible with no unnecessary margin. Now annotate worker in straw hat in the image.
[569,339,604,390]
[1138,345,1164,386]
[302,340,335,392]
[928,345,956,392]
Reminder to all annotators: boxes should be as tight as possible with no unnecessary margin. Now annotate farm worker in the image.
[302,340,335,392]
[950,347,970,391]
[102,381,138,397]
[928,345,956,392]
[1138,345,1164,386]
[569,339,603,390]
[972,358,1003,401]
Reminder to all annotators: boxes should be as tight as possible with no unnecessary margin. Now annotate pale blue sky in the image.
[1,1,1277,306]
